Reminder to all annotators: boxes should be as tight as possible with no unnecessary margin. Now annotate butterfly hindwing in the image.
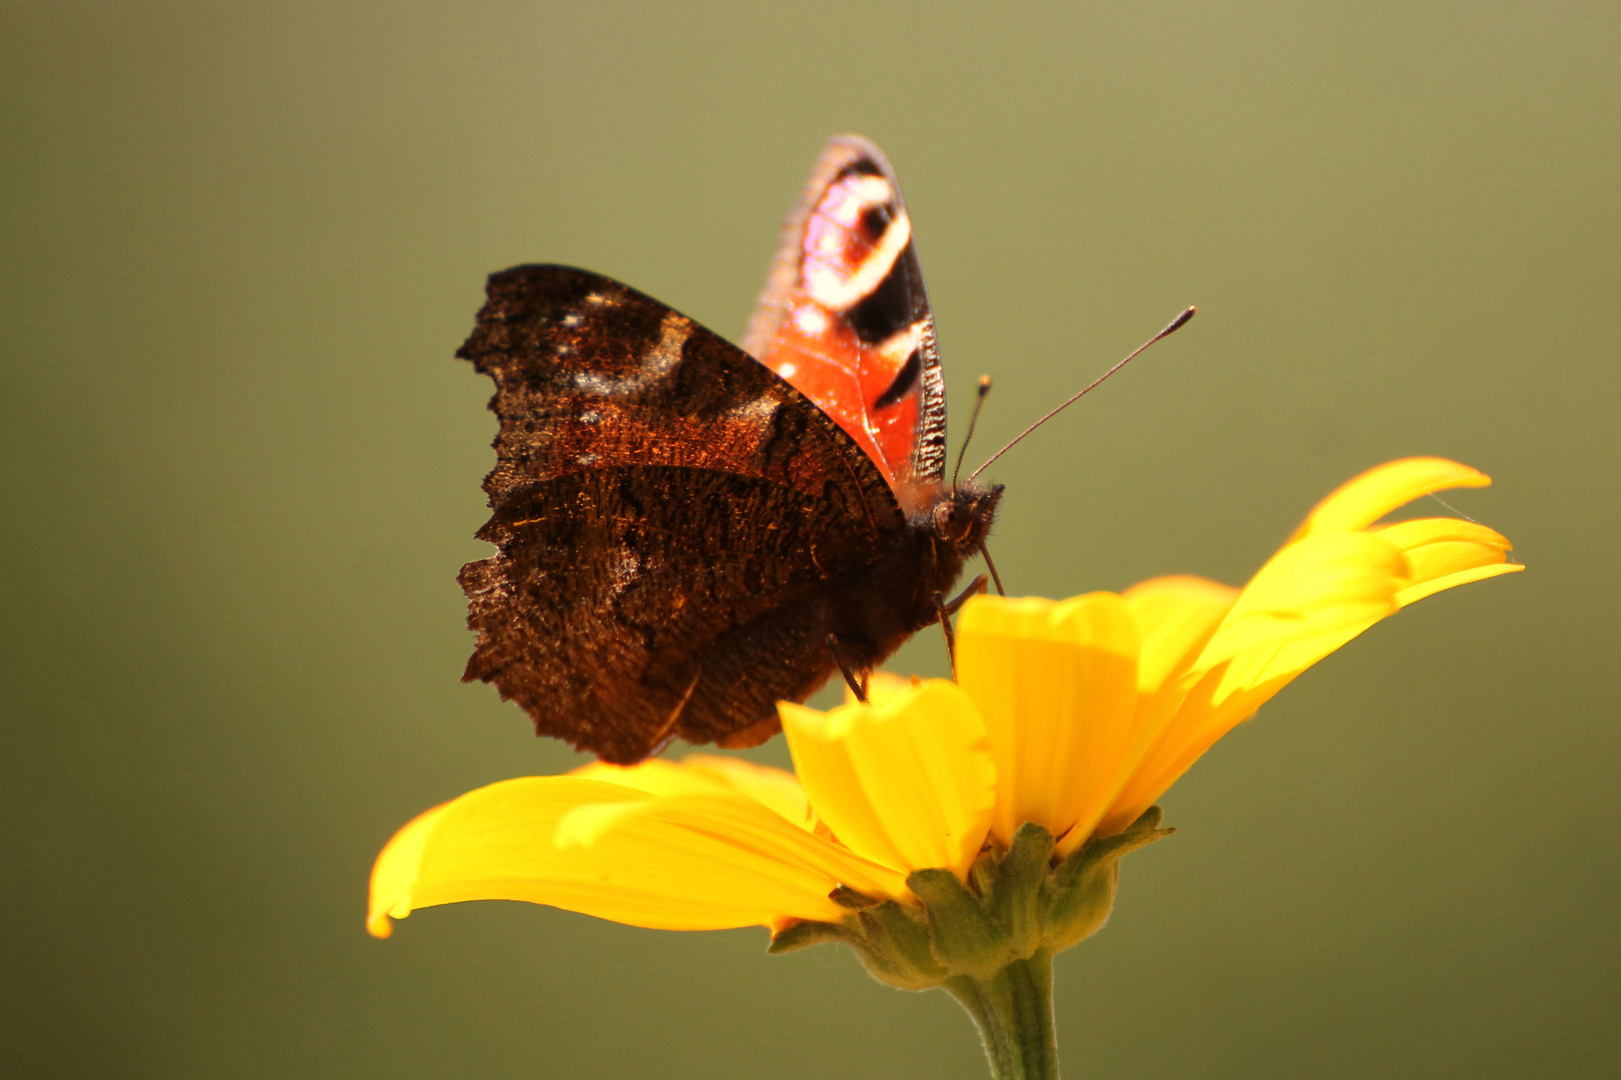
[741,135,948,496]
[456,265,911,762]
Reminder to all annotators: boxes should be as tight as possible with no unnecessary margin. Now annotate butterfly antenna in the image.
[966,306,1196,483]
[951,375,994,490]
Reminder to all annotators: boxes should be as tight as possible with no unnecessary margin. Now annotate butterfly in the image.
[456,135,1002,764]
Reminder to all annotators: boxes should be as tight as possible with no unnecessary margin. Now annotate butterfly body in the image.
[458,138,1000,764]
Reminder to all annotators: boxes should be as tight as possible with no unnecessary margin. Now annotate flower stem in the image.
[945,951,1060,1080]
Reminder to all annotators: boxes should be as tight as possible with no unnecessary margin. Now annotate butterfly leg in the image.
[645,668,702,758]
[933,574,989,679]
[826,634,869,703]
[942,573,989,616]
[932,592,959,677]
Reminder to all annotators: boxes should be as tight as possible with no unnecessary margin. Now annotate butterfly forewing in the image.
[457,265,908,763]
[741,135,948,495]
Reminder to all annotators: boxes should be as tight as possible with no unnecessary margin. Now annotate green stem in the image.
[945,951,1060,1080]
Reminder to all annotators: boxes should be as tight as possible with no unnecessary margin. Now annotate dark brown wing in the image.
[740,135,949,493]
[456,265,908,763]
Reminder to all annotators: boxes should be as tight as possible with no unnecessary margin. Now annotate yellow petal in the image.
[367,801,449,938]
[1396,561,1524,606]
[779,680,995,878]
[853,670,917,706]
[1122,575,1239,693]
[1105,577,1243,846]
[551,788,908,904]
[1194,532,1408,670]
[677,755,813,827]
[1372,516,1512,555]
[1102,469,1519,834]
[1109,566,1404,835]
[570,757,750,798]
[956,593,1142,849]
[1099,663,1286,835]
[1289,457,1490,541]
[366,776,907,936]
[1372,517,1524,606]
[572,755,811,827]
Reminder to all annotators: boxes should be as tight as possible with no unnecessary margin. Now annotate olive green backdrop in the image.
[2,2,1615,1077]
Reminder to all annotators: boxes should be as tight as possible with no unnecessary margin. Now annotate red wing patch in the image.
[741,136,948,502]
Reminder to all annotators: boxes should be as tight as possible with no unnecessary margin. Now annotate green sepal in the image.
[968,847,1001,898]
[766,808,1172,995]
[767,918,851,955]
[851,900,947,990]
[986,823,1055,959]
[1045,807,1175,952]
[908,868,1009,979]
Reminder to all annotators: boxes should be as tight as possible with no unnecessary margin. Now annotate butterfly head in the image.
[930,481,1003,553]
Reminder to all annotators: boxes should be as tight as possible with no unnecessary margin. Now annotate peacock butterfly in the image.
[456,135,1002,764]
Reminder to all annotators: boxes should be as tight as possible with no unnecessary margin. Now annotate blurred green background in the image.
[2,1,1615,1077]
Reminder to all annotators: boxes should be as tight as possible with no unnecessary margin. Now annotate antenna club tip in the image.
[1159,305,1196,337]
[977,374,993,393]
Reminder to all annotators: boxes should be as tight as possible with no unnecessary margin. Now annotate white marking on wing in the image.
[804,209,911,311]
[726,394,781,426]
[792,305,829,336]
[571,312,690,396]
[876,321,926,372]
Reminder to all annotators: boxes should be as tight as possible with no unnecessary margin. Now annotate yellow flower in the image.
[369,457,1519,940]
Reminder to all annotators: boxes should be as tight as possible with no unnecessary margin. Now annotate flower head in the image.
[369,458,1519,944]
